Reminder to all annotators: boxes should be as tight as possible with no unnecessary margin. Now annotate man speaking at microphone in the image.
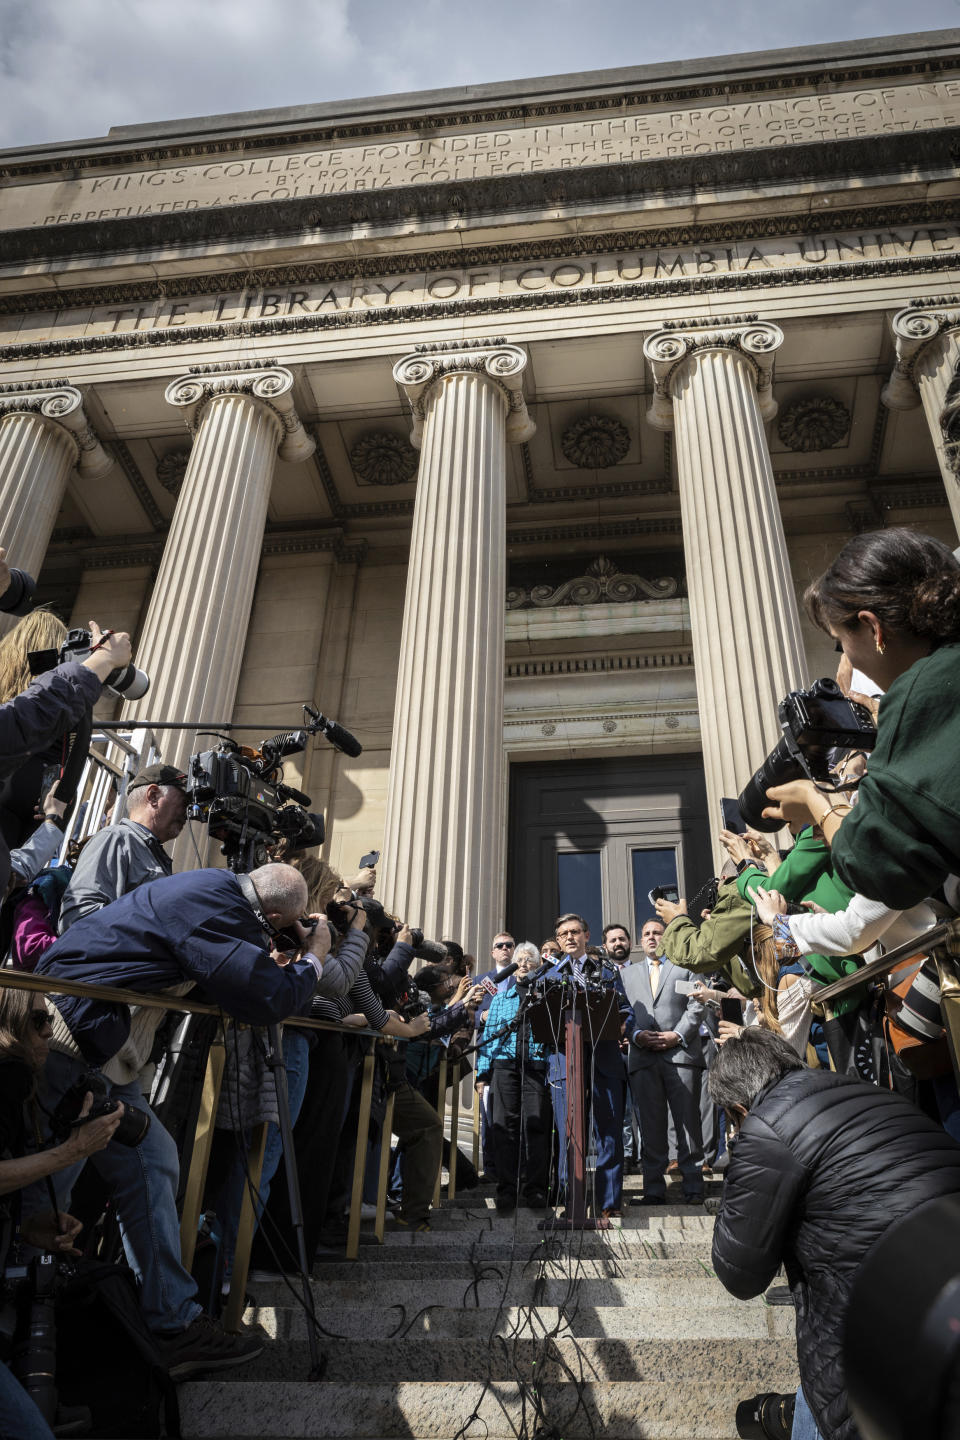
[545,913,636,1220]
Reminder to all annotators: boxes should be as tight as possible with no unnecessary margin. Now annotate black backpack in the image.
[54,1261,180,1438]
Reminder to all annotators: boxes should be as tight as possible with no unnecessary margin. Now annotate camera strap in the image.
[235,872,279,940]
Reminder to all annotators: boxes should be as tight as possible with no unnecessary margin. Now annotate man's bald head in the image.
[249,863,309,923]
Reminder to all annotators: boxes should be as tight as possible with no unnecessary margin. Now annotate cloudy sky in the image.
[1,0,958,150]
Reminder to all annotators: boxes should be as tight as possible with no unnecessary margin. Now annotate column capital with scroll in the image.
[165,360,315,463]
[0,380,113,478]
[393,338,535,447]
[643,317,784,431]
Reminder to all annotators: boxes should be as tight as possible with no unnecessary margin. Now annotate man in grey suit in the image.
[621,917,706,1206]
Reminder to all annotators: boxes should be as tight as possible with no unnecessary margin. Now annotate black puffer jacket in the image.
[712,1068,960,1440]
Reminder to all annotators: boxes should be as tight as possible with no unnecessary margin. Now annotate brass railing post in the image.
[472,1084,481,1172]
[447,1060,461,1200]
[346,1048,377,1261]
[374,1092,396,1243]
[179,1021,226,1270]
[222,1121,267,1332]
[432,1051,448,1209]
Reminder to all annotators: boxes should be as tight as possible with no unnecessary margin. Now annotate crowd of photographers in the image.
[1,527,960,1440]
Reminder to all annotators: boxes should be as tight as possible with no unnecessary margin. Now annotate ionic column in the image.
[882,307,960,538]
[644,320,807,847]
[0,382,113,594]
[124,364,314,800]
[383,341,535,951]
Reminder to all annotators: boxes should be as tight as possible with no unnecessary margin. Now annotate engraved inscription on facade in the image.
[2,225,956,344]
[3,80,960,230]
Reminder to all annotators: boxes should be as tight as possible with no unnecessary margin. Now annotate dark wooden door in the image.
[506,753,711,956]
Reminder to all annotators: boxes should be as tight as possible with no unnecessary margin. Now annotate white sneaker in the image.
[359,1203,378,1221]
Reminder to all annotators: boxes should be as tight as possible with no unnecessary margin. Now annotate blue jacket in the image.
[36,868,319,1066]
[476,984,549,1081]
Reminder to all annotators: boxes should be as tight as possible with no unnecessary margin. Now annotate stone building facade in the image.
[2,30,959,956]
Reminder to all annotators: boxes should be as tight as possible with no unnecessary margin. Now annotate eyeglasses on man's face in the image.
[493,940,515,950]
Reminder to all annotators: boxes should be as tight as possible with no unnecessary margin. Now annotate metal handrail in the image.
[813,918,960,1003]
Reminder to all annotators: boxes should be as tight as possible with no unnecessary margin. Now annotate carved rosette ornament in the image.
[777,396,850,452]
[560,414,630,469]
[393,338,535,447]
[350,431,419,486]
[164,361,315,463]
[0,380,113,478]
[507,555,680,609]
[155,449,190,497]
[643,318,784,431]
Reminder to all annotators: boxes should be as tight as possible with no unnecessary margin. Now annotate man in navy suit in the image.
[545,913,636,1218]
[621,917,706,1205]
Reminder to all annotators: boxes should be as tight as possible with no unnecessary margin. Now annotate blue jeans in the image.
[792,1386,822,1440]
[26,1049,200,1335]
[219,1029,311,1276]
[0,1363,55,1440]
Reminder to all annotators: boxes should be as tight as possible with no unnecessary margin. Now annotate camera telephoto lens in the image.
[734,1392,796,1440]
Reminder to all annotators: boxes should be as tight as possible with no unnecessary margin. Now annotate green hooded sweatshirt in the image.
[832,642,960,911]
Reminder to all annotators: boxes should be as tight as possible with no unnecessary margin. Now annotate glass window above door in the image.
[632,847,678,934]
[556,851,603,943]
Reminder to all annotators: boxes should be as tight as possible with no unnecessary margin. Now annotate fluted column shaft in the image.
[124,366,313,865]
[383,343,534,952]
[882,309,960,539]
[645,322,807,849]
[0,384,113,621]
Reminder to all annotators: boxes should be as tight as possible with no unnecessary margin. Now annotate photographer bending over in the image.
[29,862,331,1376]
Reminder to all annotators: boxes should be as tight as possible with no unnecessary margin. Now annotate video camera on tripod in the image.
[187,702,356,868]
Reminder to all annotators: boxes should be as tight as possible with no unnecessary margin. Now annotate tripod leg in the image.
[267,1022,324,1379]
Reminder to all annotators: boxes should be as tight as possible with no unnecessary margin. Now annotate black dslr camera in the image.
[27,627,150,700]
[735,1391,796,1440]
[738,678,877,832]
[50,1071,150,1148]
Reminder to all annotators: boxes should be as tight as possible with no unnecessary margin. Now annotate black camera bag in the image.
[54,1260,181,1437]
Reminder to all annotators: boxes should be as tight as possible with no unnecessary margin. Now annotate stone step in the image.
[247,1301,794,1343]
[380,1207,717,1234]
[245,1272,760,1308]
[179,1378,798,1439]
[297,1257,720,1285]
[241,1324,798,1382]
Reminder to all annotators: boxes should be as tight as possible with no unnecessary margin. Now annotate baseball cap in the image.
[128,762,189,792]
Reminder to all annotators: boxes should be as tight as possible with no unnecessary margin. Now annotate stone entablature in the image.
[4,76,959,232]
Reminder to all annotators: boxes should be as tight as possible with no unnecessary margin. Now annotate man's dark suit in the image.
[544,956,636,1213]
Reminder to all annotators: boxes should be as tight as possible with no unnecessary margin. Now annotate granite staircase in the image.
[178,1170,799,1440]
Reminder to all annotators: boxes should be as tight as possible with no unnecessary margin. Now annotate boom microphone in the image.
[304,705,363,758]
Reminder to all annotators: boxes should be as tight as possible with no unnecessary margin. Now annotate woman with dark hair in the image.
[0,986,120,1440]
[763,527,960,911]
